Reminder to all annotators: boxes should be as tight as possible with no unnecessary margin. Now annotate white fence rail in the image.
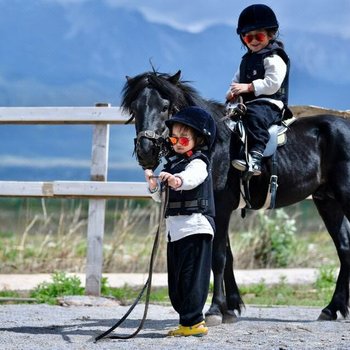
[0,181,150,198]
[0,105,150,296]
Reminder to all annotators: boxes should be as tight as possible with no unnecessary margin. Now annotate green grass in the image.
[1,282,333,308]
[240,280,330,307]
[26,272,170,305]
[108,285,170,305]
[14,269,334,308]
[30,271,84,304]
[238,266,336,307]
[106,266,336,307]
[0,290,21,298]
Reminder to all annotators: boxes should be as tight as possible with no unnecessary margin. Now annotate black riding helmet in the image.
[237,4,279,35]
[165,106,216,151]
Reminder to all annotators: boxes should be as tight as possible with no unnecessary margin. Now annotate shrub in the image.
[30,271,84,304]
[237,209,297,268]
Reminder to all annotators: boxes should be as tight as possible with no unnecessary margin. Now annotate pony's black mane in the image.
[121,71,227,141]
[121,71,202,113]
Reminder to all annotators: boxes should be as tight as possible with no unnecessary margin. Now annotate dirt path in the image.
[1,303,350,349]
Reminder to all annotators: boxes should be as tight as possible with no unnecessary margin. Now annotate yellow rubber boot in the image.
[167,321,208,337]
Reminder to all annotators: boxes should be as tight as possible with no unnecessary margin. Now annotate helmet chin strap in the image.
[184,150,193,157]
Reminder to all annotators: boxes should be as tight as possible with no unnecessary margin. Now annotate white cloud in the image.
[103,0,350,84]
[44,0,350,38]
[105,0,350,38]
[290,37,350,82]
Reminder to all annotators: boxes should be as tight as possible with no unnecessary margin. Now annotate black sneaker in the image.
[231,159,247,171]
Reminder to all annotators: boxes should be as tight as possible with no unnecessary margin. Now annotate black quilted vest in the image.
[163,152,215,220]
[239,41,290,105]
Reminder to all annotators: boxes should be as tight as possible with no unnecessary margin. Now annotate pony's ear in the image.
[168,70,181,84]
[125,75,132,82]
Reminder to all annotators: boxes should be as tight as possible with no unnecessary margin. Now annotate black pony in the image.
[121,70,350,324]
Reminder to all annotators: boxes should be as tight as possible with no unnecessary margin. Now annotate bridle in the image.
[133,128,170,168]
[125,103,179,169]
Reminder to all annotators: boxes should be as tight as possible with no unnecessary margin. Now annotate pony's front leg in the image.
[223,235,244,322]
[205,207,232,326]
[205,240,226,325]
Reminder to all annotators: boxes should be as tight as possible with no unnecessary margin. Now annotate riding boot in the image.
[249,151,263,176]
[232,151,263,174]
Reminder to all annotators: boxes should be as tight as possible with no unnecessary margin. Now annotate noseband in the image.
[124,92,179,168]
[133,128,170,168]
[135,129,169,151]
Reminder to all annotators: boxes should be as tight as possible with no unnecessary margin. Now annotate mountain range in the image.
[0,1,349,182]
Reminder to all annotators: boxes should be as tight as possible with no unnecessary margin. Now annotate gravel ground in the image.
[1,302,350,350]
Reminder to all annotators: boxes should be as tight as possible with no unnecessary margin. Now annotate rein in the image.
[94,185,169,342]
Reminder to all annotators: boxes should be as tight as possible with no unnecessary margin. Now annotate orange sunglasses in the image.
[243,32,267,44]
[168,136,191,147]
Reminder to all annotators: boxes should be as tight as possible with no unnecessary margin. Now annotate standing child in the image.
[226,4,290,175]
[145,106,216,337]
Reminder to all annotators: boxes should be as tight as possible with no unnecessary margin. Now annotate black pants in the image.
[167,234,212,326]
[244,101,282,154]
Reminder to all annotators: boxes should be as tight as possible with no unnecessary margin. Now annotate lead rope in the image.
[94,184,169,342]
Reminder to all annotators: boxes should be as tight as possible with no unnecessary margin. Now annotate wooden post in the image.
[85,103,110,296]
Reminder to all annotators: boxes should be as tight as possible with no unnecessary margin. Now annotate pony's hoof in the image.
[223,310,238,323]
[317,309,337,321]
[205,314,223,327]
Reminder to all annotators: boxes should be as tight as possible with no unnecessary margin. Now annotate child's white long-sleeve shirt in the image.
[148,158,214,242]
[227,54,287,109]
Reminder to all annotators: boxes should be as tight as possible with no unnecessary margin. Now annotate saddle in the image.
[224,102,296,212]
[263,116,296,157]
[224,102,296,157]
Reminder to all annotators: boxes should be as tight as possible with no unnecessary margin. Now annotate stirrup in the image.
[250,164,262,176]
[167,321,208,337]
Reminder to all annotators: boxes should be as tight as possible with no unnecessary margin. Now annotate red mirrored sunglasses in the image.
[243,32,267,44]
[169,136,191,147]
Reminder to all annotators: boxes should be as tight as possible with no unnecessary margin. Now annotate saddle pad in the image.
[264,117,296,157]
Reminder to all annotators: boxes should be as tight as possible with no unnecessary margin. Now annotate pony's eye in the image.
[161,105,169,113]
